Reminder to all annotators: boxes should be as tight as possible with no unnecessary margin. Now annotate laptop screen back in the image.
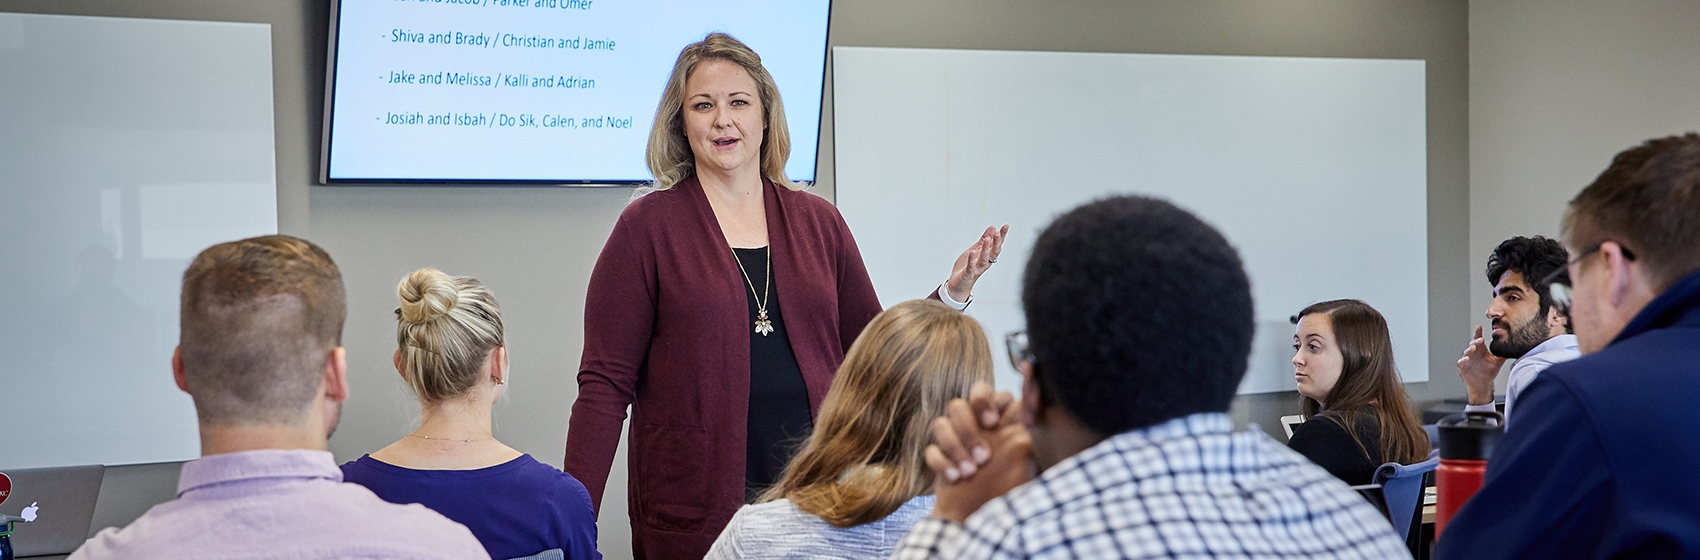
[0,465,104,556]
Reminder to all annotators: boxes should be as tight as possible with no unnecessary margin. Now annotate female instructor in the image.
[562,33,1006,558]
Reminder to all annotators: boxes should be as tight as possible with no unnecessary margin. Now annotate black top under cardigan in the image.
[733,246,813,502]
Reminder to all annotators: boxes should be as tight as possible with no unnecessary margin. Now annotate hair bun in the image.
[398,268,459,323]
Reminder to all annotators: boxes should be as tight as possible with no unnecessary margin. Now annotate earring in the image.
[495,377,505,386]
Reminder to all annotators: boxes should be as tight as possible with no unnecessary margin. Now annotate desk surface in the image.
[1422,486,1437,524]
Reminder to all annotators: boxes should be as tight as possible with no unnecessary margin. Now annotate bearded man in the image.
[1456,235,1581,425]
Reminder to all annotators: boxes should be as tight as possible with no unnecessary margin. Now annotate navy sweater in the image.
[342,454,600,560]
[1436,270,1700,559]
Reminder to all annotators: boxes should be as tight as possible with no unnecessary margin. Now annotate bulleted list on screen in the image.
[327,0,831,181]
[359,0,623,136]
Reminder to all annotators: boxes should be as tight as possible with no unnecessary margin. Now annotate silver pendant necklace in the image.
[732,246,774,336]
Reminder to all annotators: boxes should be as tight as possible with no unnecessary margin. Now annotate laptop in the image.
[1280,414,1307,440]
[0,465,104,558]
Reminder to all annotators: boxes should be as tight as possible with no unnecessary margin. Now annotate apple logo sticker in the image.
[21,503,37,523]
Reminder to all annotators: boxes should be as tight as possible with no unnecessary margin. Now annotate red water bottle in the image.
[1435,411,1502,537]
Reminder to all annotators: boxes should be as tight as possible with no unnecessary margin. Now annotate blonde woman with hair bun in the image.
[564,32,1008,558]
[342,268,600,560]
[705,300,993,558]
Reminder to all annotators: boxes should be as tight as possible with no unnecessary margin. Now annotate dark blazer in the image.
[562,176,885,558]
[1436,270,1700,559]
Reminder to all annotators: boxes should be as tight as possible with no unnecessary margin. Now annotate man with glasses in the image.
[1437,133,1700,559]
[1455,236,1580,425]
[893,196,1406,559]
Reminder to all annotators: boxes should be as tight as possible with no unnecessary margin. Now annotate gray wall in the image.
[1468,0,1700,333]
[2,1,1478,558]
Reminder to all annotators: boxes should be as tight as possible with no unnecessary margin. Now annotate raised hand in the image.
[945,225,1010,303]
[1457,325,1507,406]
[923,382,1033,524]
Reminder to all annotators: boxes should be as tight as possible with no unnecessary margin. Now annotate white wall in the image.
[1468,0,1700,356]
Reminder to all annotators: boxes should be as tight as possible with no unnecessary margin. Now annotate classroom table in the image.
[1423,486,1437,524]
[1415,486,1438,560]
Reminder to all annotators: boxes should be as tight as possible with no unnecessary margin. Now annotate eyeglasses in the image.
[1005,331,1035,371]
[1539,241,1635,310]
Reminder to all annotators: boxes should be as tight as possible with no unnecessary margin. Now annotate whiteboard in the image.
[834,46,1427,395]
[0,13,277,469]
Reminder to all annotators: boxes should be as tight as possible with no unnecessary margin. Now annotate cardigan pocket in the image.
[634,422,713,532]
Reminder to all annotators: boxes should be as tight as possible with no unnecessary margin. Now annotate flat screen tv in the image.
[320,0,831,184]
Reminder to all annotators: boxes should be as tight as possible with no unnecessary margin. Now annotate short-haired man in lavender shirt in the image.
[70,235,489,560]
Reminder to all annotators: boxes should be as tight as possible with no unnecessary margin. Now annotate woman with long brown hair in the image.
[704,300,993,558]
[1288,299,1430,485]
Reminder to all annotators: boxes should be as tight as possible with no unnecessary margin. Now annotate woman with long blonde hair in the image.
[563,32,1007,558]
[705,300,993,558]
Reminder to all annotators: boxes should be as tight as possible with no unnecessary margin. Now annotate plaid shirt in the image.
[892,413,1408,559]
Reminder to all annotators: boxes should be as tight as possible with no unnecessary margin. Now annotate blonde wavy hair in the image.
[394,268,505,402]
[760,300,993,527]
[642,32,801,194]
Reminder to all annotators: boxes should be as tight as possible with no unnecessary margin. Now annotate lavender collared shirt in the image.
[70,449,490,560]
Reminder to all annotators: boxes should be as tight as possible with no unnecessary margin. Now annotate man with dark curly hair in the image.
[1455,236,1580,425]
[893,196,1406,559]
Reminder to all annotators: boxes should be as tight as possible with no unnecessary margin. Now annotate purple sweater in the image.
[341,454,599,560]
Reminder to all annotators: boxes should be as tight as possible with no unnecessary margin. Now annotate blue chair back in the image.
[1373,454,1440,545]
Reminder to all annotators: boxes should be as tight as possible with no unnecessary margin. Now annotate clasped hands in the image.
[923,382,1036,524]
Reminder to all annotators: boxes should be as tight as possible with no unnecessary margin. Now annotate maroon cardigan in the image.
[563,176,897,558]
